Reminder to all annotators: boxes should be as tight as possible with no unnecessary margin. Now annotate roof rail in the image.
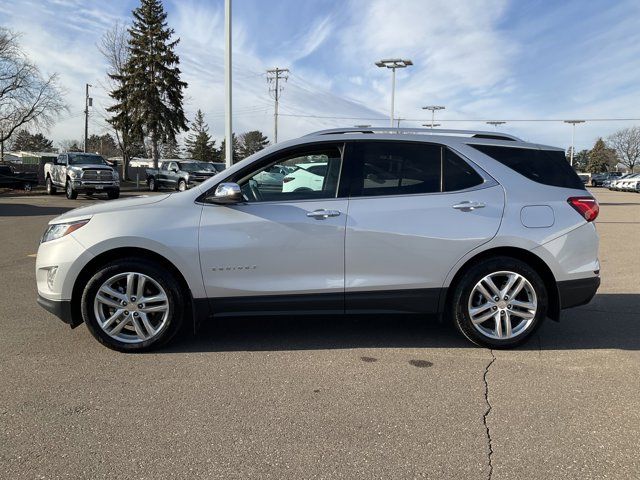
[304,127,521,142]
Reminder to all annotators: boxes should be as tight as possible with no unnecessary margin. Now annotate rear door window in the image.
[469,144,585,189]
[347,141,484,197]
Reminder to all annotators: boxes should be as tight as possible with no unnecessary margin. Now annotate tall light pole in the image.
[486,121,506,129]
[564,120,585,167]
[224,0,233,167]
[375,59,413,127]
[84,83,92,153]
[267,67,289,143]
[422,105,445,129]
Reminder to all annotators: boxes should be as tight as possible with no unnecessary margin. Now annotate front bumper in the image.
[73,180,119,192]
[37,294,79,327]
[557,276,600,309]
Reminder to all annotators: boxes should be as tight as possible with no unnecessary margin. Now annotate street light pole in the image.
[564,120,585,167]
[422,105,445,129]
[224,0,233,167]
[84,83,92,153]
[375,59,413,127]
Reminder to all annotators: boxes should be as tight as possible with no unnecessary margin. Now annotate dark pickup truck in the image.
[0,164,39,191]
[146,160,224,192]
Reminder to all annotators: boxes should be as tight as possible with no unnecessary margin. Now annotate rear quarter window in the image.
[469,144,585,190]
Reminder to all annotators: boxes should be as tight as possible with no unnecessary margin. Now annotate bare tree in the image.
[98,22,136,178]
[0,28,66,161]
[607,126,640,173]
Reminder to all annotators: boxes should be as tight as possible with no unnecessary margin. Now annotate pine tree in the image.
[238,130,269,160]
[587,138,616,173]
[118,0,188,168]
[10,130,54,152]
[161,137,182,158]
[184,109,216,161]
[218,133,240,164]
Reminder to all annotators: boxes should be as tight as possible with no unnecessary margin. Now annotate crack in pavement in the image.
[483,349,496,480]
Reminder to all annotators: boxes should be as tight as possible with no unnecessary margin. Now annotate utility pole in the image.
[84,84,92,153]
[486,121,506,129]
[375,59,413,127]
[267,67,289,143]
[422,105,445,129]
[224,0,233,167]
[564,120,585,167]
[0,129,4,163]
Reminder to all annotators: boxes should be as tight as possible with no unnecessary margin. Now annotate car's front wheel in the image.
[81,258,184,352]
[46,176,56,195]
[451,257,547,348]
[65,180,78,199]
[177,179,187,191]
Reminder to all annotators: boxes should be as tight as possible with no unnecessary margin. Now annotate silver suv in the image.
[36,128,600,351]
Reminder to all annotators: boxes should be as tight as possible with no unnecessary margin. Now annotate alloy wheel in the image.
[468,271,537,340]
[93,272,170,343]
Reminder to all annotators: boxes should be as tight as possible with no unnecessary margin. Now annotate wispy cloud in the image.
[1,0,639,151]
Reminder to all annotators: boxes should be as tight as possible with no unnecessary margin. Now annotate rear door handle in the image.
[452,201,485,211]
[306,209,341,219]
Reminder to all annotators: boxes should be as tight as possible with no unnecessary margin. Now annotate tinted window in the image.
[470,144,585,189]
[238,146,342,202]
[443,149,484,191]
[68,154,107,165]
[349,142,441,197]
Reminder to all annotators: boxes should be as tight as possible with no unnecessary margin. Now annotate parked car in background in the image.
[44,153,120,200]
[609,173,635,190]
[590,172,622,187]
[282,162,328,192]
[577,173,590,185]
[146,160,219,191]
[211,162,227,173]
[37,127,600,352]
[0,164,38,191]
[618,173,640,191]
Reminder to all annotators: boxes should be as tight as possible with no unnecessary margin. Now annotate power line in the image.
[276,113,640,122]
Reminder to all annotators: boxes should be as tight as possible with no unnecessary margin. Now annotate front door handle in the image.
[306,209,341,219]
[452,201,485,211]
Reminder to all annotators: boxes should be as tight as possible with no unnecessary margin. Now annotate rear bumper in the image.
[557,276,600,309]
[37,294,79,327]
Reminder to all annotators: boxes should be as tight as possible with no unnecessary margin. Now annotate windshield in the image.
[181,162,215,172]
[68,154,107,165]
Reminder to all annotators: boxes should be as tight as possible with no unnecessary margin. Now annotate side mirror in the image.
[210,182,243,204]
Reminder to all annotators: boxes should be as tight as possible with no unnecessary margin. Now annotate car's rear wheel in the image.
[46,176,56,195]
[81,258,184,352]
[451,256,547,348]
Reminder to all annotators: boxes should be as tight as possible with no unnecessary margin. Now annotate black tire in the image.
[81,258,184,352]
[46,176,57,195]
[177,179,187,192]
[107,189,120,200]
[148,177,158,191]
[23,182,33,192]
[65,180,78,199]
[450,256,547,349]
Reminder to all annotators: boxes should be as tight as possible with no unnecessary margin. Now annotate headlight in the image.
[113,171,119,180]
[41,219,90,243]
[68,170,77,179]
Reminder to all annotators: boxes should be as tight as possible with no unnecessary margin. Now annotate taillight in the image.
[283,177,294,183]
[567,196,599,222]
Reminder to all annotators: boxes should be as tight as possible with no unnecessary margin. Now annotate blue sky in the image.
[1,0,639,151]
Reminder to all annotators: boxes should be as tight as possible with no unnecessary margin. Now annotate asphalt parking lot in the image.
[0,188,638,479]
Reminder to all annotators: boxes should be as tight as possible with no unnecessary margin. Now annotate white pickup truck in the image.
[44,152,120,200]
